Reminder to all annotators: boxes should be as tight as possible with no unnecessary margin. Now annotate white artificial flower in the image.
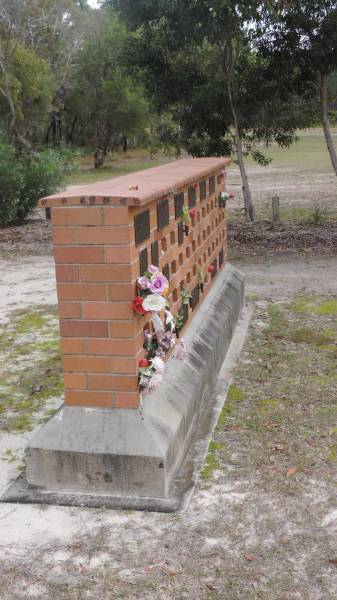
[151,356,165,374]
[143,294,166,313]
[164,309,175,331]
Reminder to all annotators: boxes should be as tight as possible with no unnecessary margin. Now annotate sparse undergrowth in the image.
[0,306,62,433]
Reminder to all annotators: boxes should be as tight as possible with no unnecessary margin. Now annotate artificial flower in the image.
[148,264,159,274]
[137,276,150,290]
[229,191,235,199]
[189,208,197,218]
[132,296,148,315]
[139,358,150,368]
[146,372,163,391]
[174,339,187,360]
[149,273,168,294]
[164,309,175,332]
[143,294,166,313]
[160,330,176,350]
[151,356,165,374]
[207,265,215,273]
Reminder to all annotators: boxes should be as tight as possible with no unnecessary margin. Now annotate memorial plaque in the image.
[200,180,207,201]
[218,248,224,267]
[174,192,184,219]
[179,303,189,327]
[151,241,159,267]
[157,198,169,230]
[211,258,218,279]
[139,248,148,275]
[178,221,184,245]
[134,210,150,246]
[190,284,200,310]
[209,175,215,195]
[188,186,196,208]
[162,263,170,280]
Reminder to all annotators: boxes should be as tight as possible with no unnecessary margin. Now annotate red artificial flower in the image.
[207,265,215,273]
[193,182,199,190]
[189,208,197,218]
[229,192,235,199]
[139,358,150,368]
[132,296,148,315]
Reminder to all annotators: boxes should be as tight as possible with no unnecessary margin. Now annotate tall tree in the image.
[68,9,149,166]
[259,0,337,176]
[112,0,316,222]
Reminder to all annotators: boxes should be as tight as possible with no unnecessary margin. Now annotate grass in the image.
[0,306,63,433]
[67,149,172,186]
[244,130,337,172]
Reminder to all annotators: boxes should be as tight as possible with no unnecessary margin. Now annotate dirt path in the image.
[0,253,337,599]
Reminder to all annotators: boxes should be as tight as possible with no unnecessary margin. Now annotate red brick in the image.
[54,246,105,264]
[85,336,141,356]
[102,206,130,226]
[114,392,139,409]
[65,390,113,407]
[111,357,138,374]
[57,283,107,301]
[107,284,135,302]
[87,374,138,392]
[55,265,79,282]
[77,226,131,245]
[52,207,102,226]
[53,228,78,245]
[60,320,109,338]
[63,355,111,373]
[82,302,133,320]
[61,338,84,354]
[110,321,138,338]
[63,373,87,389]
[80,264,132,283]
[104,246,134,264]
[58,302,82,319]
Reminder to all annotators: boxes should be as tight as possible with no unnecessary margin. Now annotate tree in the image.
[68,9,149,167]
[259,0,337,176]
[112,0,316,222]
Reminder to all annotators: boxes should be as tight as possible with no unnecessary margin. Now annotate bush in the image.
[0,144,76,227]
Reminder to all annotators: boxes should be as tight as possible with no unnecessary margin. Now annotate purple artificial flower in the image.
[148,265,159,274]
[137,276,150,291]
[149,273,168,294]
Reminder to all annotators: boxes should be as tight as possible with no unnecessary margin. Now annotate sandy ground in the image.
[0,254,337,599]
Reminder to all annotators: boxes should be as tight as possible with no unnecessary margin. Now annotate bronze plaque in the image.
[209,175,215,195]
[151,241,159,267]
[218,248,224,267]
[200,180,207,201]
[139,248,148,275]
[190,284,200,310]
[134,210,150,246]
[178,221,184,245]
[179,303,189,327]
[162,263,170,280]
[188,186,196,208]
[174,192,184,219]
[211,258,218,279]
[157,198,169,230]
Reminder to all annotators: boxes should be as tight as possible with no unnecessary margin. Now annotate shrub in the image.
[0,144,76,227]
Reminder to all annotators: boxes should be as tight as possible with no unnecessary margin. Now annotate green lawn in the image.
[245,128,337,172]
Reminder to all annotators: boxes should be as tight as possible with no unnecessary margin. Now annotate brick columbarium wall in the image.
[41,158,230,409]
[21,158,244,508]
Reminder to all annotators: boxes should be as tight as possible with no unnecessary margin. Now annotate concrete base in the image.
[13,264,244,504]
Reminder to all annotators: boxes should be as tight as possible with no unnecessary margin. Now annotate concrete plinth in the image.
[24,263,244,502]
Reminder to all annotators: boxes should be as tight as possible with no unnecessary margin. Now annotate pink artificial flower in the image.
[137,276,150,290]
[229,192,235,199]
[148,265,159,274]
[149,273,168,294]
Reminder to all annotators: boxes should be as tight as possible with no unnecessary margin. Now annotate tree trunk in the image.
[227,79,255,223]
[320,71,337,176]
[94,148,105,168]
